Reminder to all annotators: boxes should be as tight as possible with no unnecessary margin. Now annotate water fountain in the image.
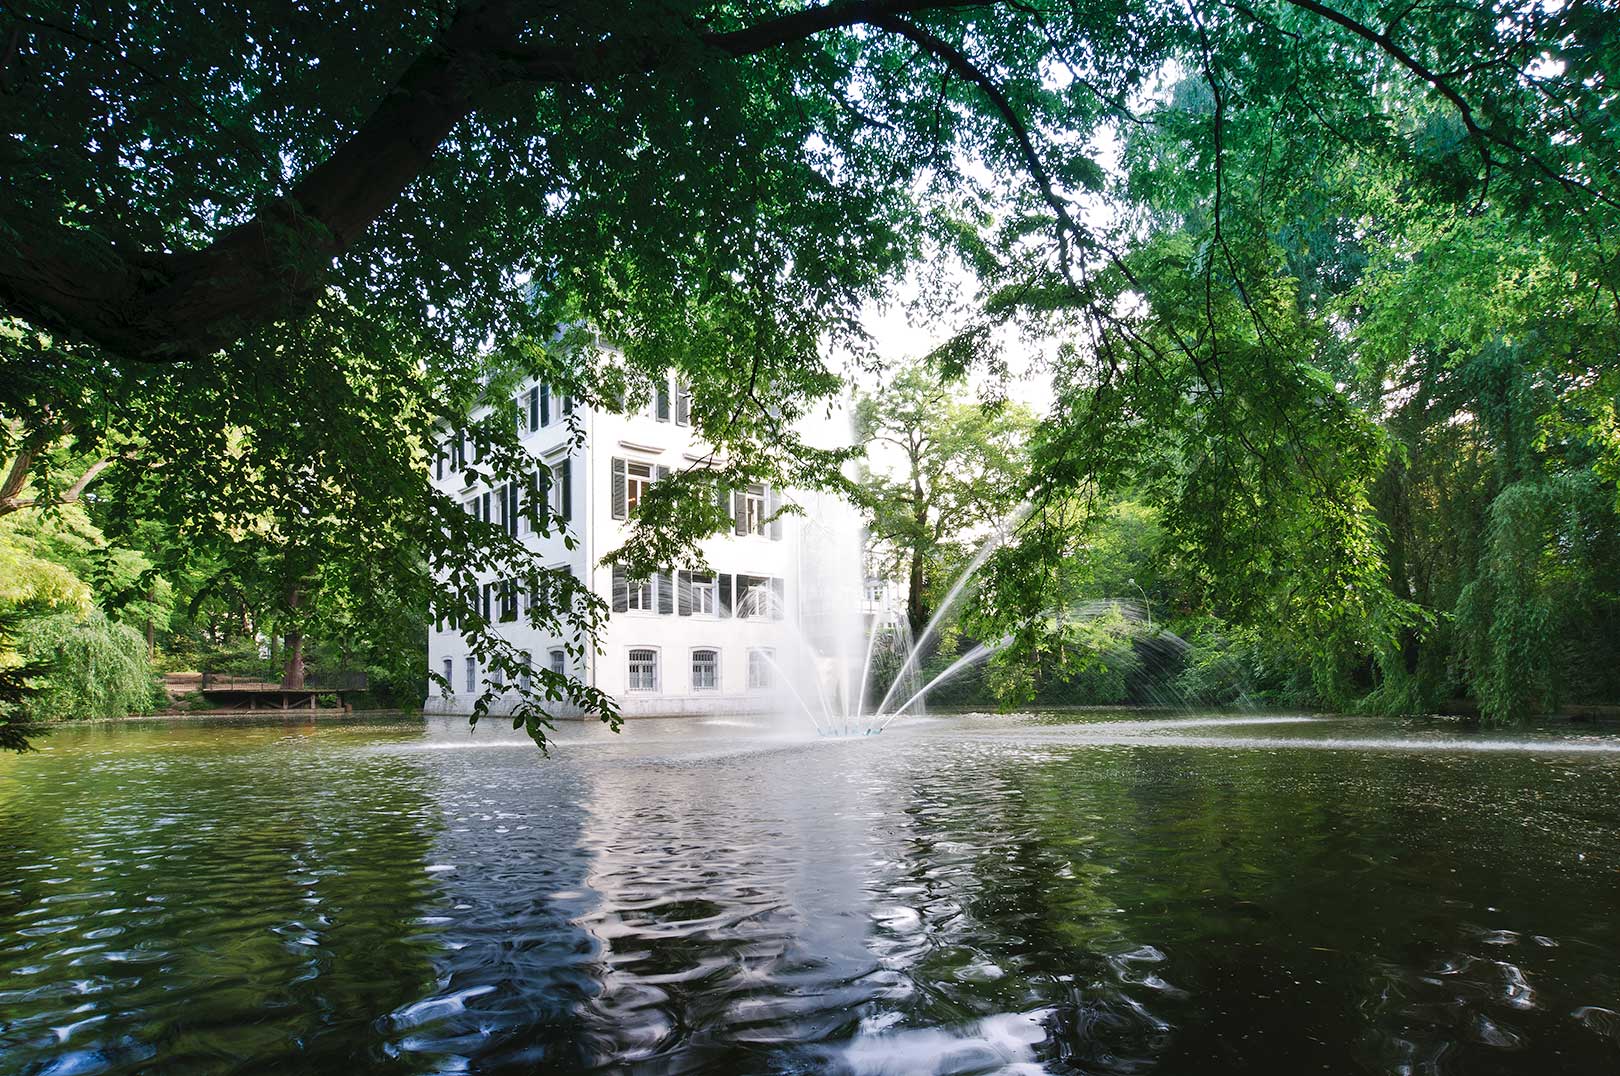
[778,495,1199,735]
[776,500,1032,736]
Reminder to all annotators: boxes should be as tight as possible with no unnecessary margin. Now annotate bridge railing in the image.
[200,668,369,692]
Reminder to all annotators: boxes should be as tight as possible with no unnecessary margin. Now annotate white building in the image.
[425,373,809,718]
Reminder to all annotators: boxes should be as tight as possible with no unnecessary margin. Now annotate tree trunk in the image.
[281,587,306,689]
[907,549,927,639]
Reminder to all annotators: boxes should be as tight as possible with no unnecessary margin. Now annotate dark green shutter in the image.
[561,458,573,522]
[540,384,550,426]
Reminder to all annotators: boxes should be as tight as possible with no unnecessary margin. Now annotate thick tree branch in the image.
[0,455,118,516]
[0,0,983,365]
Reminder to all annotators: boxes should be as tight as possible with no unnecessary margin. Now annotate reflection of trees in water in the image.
[987,744,1620,1073]
[0,721,444,1073]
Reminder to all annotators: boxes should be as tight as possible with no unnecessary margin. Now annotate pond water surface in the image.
[1,711,1618,1075]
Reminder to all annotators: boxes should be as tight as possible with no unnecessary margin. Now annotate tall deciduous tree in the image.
[855,361,1032,634]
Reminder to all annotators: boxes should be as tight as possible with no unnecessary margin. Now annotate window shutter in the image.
[514,396,524,433]
[656,464,671,483]
[612,565,628,612]
[611,458,627,519]
[534,468,549,530]
[509,482,521,536]
[563,393,573,415]
[733,491,747,536]
[719,573,732,618]
[483,582,493,621]
[540,384,550,427]
[677,570,692,616]
[768,487,782,540]
[655,378,670,421]
[675,383,690,425]
[528,386,539,430]
[561,458,573,522]
[481,491,491,524]
[771,577,786,619]
[658,572,674,614]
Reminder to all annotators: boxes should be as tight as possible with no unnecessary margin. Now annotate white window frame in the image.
[748,648,774,690]
[626,575,655,612]
[518,651,532,692]
[691,648,719,692]
[550,462,567,515]
[627,647,659,692]
[442,657,454,691]
[549,648,566,675]
[625,459,654,515]
[691,574,715,616]
[464,656,477,693]
[742,483,767,536]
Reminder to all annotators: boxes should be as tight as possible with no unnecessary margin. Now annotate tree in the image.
[855,361,1032,634]
[3,1,1615,739]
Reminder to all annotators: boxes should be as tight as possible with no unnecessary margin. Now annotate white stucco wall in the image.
[424,374,802,719]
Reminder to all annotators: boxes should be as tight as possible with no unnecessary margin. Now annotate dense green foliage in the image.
[854,359,1033,633]
[2,2,1616,737]
[11,609,158,721]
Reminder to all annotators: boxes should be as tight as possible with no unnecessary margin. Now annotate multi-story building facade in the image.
[425,374,801,718]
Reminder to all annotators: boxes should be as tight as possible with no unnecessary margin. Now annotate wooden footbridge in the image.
[198,671,368,711]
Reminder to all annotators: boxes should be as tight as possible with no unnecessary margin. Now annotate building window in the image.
[442,657,454,691]
[691,573,715,615]
[616,458,655,518]
[464,656,476,693]
[499,579,518,622]
[748,648,774,689]
[518,651,532,692]
[736,575,782,620]
[866,580,885,603]
[549,648,566,675]
[550,461,568,518]
[627,575,654,612]
[740,483,767,536]
[691,649,718,691]
[627,648,658,692]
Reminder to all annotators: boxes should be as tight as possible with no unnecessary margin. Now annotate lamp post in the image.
[1127,577,1153,633]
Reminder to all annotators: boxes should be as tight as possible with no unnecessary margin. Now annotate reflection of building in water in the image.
[426,367,865,717]
[566,738,881,1068]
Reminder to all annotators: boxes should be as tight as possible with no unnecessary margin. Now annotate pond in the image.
[1,711,1618,1074]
